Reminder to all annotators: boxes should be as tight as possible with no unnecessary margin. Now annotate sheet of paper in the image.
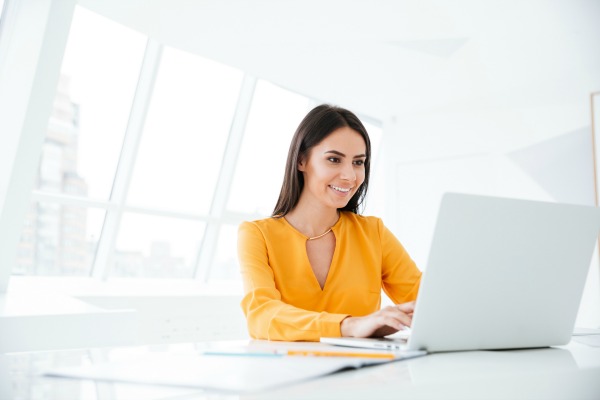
[44,352,393,393]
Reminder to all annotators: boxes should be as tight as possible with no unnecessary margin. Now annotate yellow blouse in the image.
[237,212,422,341]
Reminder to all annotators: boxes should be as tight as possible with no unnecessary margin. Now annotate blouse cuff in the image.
[319,313,350,337]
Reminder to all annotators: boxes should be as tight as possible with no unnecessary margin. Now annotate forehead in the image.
[316,126,366,152]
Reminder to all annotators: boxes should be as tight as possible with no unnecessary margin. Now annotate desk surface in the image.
[3,338,600,400]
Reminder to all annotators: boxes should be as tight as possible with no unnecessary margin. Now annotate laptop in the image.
[322,193,600,352]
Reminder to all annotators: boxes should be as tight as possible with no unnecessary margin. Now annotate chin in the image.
[326,192,356,210]
[332,199,352,209]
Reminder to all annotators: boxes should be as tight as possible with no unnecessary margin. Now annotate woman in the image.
[238,104,422,341]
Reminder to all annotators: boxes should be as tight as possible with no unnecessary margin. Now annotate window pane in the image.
[127,47,243,214]
[43,6,146,199]
[209,224,240,281]
[227,80,311,216]
[15,202,105,276]
[113,213,205,278]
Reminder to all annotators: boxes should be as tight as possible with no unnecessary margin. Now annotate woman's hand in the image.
[340,301,415,338]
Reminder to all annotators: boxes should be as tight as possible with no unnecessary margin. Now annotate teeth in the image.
[330,185,351,193]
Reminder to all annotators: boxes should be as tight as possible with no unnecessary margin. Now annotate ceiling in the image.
[78,0,600,125]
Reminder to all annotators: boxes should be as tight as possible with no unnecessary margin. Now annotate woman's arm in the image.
[378,219,422,304]
[336,218,422,338]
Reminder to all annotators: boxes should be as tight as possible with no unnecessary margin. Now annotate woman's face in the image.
[298,126,367,211]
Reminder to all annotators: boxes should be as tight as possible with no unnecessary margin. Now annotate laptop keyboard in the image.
[384,328,412,341]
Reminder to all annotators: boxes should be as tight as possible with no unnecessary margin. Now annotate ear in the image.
[297,155,306,172]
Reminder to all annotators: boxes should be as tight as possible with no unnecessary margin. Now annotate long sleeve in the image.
[378,219,422,304]
[238,221,348,341]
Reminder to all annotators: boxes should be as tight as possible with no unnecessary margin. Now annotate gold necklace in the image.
[307,227,333,241]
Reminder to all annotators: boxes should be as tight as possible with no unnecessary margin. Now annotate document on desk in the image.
[44,346,425,393]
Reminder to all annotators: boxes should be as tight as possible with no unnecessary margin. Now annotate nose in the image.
[339,162,356,182]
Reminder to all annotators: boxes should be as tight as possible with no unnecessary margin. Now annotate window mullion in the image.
[91,38,162,280]
[30,190,116,211]
[193,74,257,281]
[0,0,76,290]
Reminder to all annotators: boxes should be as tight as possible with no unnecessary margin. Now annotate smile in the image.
[329,185,352,193]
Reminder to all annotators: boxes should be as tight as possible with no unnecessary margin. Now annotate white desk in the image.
[3,339,600,399]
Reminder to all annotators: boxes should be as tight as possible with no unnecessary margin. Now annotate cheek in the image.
[304,166,328,188]
[308,165,333,181]
[356,169,366,185]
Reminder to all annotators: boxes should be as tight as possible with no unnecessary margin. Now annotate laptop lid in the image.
[321,193,600,352]
[406,193,600,352]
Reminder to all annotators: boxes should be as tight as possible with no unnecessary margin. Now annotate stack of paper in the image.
[44,343,425,393]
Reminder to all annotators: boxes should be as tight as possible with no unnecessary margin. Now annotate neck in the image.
[285,199,339,238]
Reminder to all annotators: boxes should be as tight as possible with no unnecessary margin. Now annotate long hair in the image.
[272,104,371,217]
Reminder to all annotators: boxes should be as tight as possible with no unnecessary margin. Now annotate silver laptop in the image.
[322,193,600,352]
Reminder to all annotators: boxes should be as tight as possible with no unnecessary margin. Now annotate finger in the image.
[372,325,399,337]
[396,301,416,313]
[378,315,404,331]
[399,314,412,328]
[384,304,413,318]
[380,306,413,327]
[378,312,412,330]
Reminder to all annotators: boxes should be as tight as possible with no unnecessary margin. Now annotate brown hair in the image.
[272,104,371,216]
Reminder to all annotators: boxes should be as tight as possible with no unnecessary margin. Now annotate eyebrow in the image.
[324,150,367,158]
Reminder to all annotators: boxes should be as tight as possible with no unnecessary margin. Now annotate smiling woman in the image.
[237,105,422,341]
[297,127,368,212]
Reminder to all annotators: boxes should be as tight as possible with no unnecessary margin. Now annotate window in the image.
[14,202,105,276]
[205,225,238,282]
[227,80,312,216]
[127,47,243,214]
[15,6,145,276]
[113,213,205,278]
[15,6,384,282]
[57,6,146,200]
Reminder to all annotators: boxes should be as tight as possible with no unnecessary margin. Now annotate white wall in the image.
[383,75,600,328]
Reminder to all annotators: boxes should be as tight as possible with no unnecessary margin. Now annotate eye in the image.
[328,157,341,163]
[353,159,365,166]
